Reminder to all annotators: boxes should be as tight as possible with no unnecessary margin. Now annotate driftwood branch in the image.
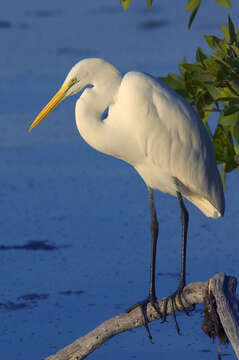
[209,273,239,357]
[45,273,239,360]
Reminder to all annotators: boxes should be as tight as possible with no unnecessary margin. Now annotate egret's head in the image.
[62,58,100,96]
[28,58,106,132]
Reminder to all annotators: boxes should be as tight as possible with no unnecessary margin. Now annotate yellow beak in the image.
[28,81,72,132]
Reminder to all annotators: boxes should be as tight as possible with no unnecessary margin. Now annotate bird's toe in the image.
[126,296,161,342]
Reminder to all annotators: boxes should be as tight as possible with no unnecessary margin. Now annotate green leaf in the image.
[202,103,212,124]
[204,84,221,100]
[203,58,221,76]
[228,16,236,43]
[188,3,200,29]
[213,124,237,172]
[221,24,230,41]
[216,0,231,9]
[229,81,239,96]
[159,74,185,91]
[205,37,228,57]
[190,70,216,82]
[204,35,221,50]
[182,63,203,72]
[168,74,185,87]
[231,44,239,58]
[120,0,131,10]
[216,97,239,103]
[211,53,231,73]
[178,57,188,76]
[234,144,239,154]
[196,48,208,64]
[234,154,239,165]
[233,121,239,144]
[220,87,238,100]
[226,160,238,172]
[219,112,239,126]
[224,105,239,116]
[147,0,153,9]
[186,0,200,11]
[221,163,226,186]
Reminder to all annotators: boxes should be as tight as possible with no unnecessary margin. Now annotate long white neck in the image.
[75,63,122,156]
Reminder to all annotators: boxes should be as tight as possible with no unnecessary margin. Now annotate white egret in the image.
[29,58,225,339]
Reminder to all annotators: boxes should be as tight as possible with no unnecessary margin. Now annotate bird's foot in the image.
[126,295,161,342]
[161,282,194,335]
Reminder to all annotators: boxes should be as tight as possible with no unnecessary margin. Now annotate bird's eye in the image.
[69,78,78,87]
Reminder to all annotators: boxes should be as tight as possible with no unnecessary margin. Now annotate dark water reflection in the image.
[0,20,12,28]
[0,290,84,311]
[0,240,70,251]
[24,9,61,18]
[138,19,169,30]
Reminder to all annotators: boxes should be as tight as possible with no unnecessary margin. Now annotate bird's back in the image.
[109,71,225,218]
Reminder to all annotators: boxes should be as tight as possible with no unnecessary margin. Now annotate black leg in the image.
[127,187,161,341]
[176,191,189,289]
[148,187,159,300]
[127,190,193,339]
[161,191,190,334]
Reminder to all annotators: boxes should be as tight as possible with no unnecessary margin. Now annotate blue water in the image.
[1,0,239,359]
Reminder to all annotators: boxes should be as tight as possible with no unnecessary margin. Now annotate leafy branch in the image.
[160,17,239,184]
[120,3,238,184]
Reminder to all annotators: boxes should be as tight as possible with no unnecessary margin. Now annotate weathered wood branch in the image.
[45,273,239,360]
[209,273,239,357]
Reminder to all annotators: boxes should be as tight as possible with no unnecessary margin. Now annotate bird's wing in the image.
[112,71,224,216]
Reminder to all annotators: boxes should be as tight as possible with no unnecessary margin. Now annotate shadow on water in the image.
[137,20,169,30]
[0,8,61,31]
[0,240,70,251]
[0,290,84,311]
[157,272,181,278]
[24,9,61,18]
[0,20,12,29]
